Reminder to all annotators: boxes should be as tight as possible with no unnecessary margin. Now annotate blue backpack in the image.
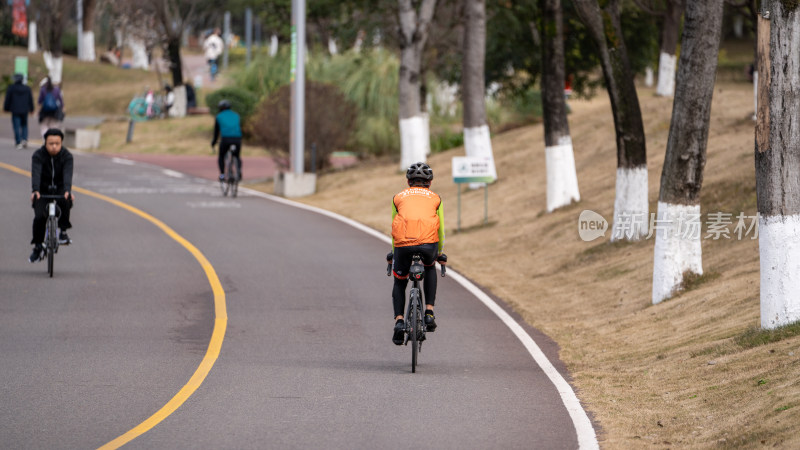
[42,91,59,113]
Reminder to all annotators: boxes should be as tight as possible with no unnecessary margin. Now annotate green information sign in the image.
[14,56,28,83]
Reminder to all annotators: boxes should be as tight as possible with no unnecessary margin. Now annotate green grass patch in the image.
[734,321,800,349]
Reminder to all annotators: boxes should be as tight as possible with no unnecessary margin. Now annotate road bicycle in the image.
[219,142,241,197]
[39,194,68,278]
[387,253,446,373]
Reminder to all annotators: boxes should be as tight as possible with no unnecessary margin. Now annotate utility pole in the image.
[77,0,83,60]
[223,11,231,70]
[290,0,306,175]
[245,8,253,65]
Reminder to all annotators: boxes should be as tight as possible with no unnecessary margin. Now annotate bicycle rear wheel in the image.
[410,289,420,373]
[230,155,239,198]
[220,151,232,196]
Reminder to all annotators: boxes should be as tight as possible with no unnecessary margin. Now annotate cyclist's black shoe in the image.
[58,231,71,245]
[425,312,437,332]
[237,173,242,181]
[28,244,43,263]
[392,320,405,345]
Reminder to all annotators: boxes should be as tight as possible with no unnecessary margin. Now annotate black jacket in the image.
[3,81,35,116]
[31,146,74,195]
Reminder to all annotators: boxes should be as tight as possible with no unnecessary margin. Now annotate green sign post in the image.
[452,156,497,231]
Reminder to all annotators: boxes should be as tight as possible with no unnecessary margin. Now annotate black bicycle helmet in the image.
[218,99,231,111]
[406,162,434,181]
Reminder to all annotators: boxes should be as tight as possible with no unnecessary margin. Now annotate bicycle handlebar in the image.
[38,194,67,200]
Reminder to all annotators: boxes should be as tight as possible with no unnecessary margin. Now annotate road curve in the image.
[0,137,597,449]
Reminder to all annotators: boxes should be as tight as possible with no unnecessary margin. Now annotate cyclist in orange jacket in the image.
[387,162,446,345]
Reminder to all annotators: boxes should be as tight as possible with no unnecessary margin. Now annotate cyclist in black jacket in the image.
[29,128,74,263]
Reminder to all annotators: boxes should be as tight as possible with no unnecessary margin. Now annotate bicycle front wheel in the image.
[46,217,57,277]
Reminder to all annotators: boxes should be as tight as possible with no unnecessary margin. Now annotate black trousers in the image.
[32,197,72,245]
[218,137,243,175]
[391,243,438,318]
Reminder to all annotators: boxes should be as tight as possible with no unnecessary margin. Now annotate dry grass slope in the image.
[292,82,800,448]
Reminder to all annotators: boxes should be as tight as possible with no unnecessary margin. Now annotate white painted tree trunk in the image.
[328,37,338,55]
[652,202,703,304]
[42,52,64,84]
[463,124,495,188]
[128,38,149,70]
[656,51,677,97]
[28,22,38,53]
[170,85,187,118]
[400,115,430,170]
[759,215,800,328]
[644,66,654,87]
[79,31,96,62]
[270,35,278,57]
[422,113,431,156]
[546,136,580,211]
[610,166,649,241]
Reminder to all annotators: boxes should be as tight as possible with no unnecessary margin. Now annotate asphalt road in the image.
[0,133,595,449]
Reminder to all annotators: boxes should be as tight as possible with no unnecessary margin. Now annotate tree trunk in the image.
[167,35,183,87]
[397,0,436,170]
[541,0,579,211]
[655,0,683,97]
[28,21,38,53]
[462,0,496,187]
[79,0,96,61]
[756,1,800,329]
[652,0,724,304]
[573,0,648,240]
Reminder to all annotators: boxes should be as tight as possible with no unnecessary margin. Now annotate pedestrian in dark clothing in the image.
[38,76,64,138]
[3,73,35,149]
[185,80,197,109]
[28,128,74,263]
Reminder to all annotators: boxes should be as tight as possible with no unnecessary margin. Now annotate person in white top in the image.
[203,28,224,81]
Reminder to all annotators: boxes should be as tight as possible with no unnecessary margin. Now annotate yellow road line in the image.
[0,161,228,449]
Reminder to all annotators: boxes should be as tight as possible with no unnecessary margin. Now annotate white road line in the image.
[111,157,137,166]
[162,169,185,178]
[238,185,599,449]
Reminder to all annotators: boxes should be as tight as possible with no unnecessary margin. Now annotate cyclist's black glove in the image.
[437,253,447,264]
[386,252,394,263]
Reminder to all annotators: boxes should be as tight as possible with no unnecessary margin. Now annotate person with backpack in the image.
[38,77,64,137]
[3,73,35,149]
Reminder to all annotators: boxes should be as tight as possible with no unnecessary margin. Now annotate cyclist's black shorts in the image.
[391,243,438,279]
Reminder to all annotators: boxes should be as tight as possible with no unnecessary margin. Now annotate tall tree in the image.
[34,0,75,84]
[572,0,648,241]
[461,0,496,183]
[756,1,800,329]
[397,0,437,169]
[541,0,579,212]
[651,0,724,304]
[78,0,97,61]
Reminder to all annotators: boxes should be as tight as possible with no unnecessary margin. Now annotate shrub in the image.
[206,86,258,119]
[249,81,357,172]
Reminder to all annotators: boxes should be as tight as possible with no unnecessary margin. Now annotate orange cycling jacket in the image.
[391,186,445,253]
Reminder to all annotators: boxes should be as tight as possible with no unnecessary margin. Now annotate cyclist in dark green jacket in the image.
[211,100,243,181]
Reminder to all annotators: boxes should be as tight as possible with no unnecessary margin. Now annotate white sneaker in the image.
[16,143,24,150]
